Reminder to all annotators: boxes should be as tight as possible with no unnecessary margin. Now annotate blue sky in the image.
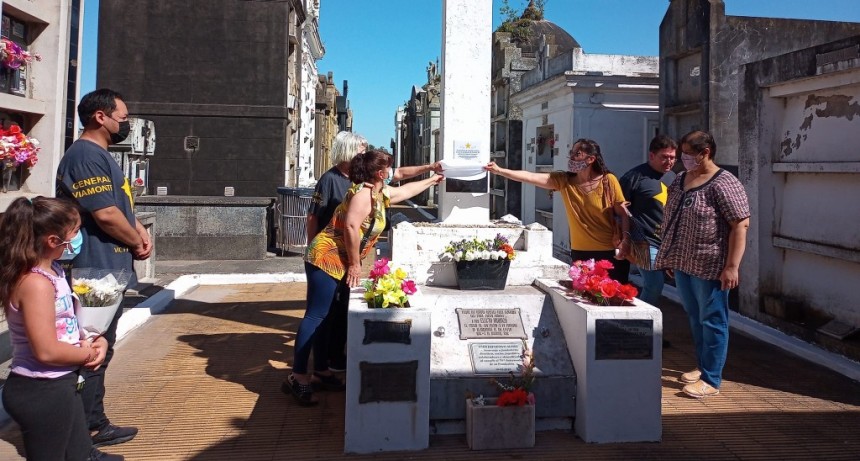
[82,0,860,148]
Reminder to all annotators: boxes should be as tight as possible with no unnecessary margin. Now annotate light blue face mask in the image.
[383,168,394,186]
[58,230,83,261]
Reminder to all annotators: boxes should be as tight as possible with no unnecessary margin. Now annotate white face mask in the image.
[681,153,701,171]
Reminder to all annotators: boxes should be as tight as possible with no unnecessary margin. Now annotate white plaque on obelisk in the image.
[438,0,492,223]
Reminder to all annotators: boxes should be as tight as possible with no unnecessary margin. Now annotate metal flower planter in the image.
[455,259,510,290]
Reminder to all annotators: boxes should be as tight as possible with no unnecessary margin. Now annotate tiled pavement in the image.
[2,280,860,460]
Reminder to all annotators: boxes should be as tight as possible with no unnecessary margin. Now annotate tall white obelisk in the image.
[438,0,492,223]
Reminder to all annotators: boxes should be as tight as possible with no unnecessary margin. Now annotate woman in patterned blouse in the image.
[283,150,444,406]
[655,131,750,399]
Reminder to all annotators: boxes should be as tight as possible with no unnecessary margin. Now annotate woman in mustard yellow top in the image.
[485,138,631,282]
[284,150,443,406]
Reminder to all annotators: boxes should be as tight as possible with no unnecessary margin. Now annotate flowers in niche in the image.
[0,125,39,169]
[0,38,41,69]
[439,233,516,262]
[567,259,638,306]
[363,258,417,308]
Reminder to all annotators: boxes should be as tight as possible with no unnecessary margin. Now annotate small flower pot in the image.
[455,259,510,290]
[465,398,535,450]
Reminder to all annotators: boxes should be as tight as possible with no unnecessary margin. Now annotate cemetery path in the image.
[2,281,860,460]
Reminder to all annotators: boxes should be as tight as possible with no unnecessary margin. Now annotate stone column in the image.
[438,0,492,223]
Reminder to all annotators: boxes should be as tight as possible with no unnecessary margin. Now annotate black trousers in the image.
[570,249,631,284]
[2,371,92,461]
[80,301,123,431]
[325,278,350,366]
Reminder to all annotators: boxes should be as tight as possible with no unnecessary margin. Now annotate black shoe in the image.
[312,371,345,391]
[328,356,347,372]
[92,423,138,448]
[89,447,125,460]
[662,339,672,348]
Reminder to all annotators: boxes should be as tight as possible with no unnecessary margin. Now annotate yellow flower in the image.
[392,267,408,281]
[73,284,91,295]
[382,290,401,307]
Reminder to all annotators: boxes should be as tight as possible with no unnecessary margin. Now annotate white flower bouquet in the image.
[72,268,132,339]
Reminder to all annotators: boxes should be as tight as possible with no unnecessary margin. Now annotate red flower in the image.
[599,279,619,298]
[497,388,528,406]
[617,284,639,301]
[594,259,614,277]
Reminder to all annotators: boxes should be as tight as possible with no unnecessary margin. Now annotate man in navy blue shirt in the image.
[619,135,677,309]
[57,88,152,448]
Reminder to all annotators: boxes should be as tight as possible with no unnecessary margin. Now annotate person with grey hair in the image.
[306,131,368,243]
[302,131,441,374]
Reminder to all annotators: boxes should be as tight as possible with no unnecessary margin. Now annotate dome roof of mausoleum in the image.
[499,1,580,57]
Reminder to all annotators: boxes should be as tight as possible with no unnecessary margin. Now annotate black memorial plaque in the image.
[359,361,418,403]
[363,319,412,345]
[595,319,654,360]
[456,308,527,339]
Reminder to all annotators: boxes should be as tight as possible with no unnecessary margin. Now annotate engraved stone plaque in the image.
[359,361,418,403]
[595,319,653,360]
[457,308,527,339]
[363,319,412,345]
[468,341,526,375]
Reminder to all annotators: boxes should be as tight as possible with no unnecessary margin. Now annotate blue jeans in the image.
[293,262,339,375]
[637,246,664,306]
[674,270,730,388]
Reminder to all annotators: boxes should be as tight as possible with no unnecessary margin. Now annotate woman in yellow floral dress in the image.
[284,150,444,405]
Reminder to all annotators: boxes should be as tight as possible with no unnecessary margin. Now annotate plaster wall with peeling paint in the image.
[739,34,860,361]
[660,0,860,174]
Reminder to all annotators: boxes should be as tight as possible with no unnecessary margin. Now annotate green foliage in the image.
[495,0,547,42]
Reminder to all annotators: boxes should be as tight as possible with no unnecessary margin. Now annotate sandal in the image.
[312,372,345,391]
[282,374,319,406]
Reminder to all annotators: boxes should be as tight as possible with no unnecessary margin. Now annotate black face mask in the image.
[110,120,131,144]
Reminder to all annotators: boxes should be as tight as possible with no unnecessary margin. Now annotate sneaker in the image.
[682,380,720,398]
[91,423,138,448]
[679,368,701,384]
[89,447,124,460]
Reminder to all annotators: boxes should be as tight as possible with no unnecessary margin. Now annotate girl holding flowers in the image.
[0,197,119,461]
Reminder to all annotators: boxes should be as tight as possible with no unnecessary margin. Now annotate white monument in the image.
[438,0,492,224]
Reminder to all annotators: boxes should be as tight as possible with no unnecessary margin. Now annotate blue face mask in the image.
[58,230,83,261]
[383,168,394,186]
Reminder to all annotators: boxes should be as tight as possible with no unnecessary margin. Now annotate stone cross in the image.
[438,0,492,223]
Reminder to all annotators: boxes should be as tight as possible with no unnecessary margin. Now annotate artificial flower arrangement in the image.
[0,38,41,69]
[72,268,132,339]
[438,233,516,262]
[567,259,638,306]
[0,124,39,170]
[471,348,536,407]
[363,258,418,308]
